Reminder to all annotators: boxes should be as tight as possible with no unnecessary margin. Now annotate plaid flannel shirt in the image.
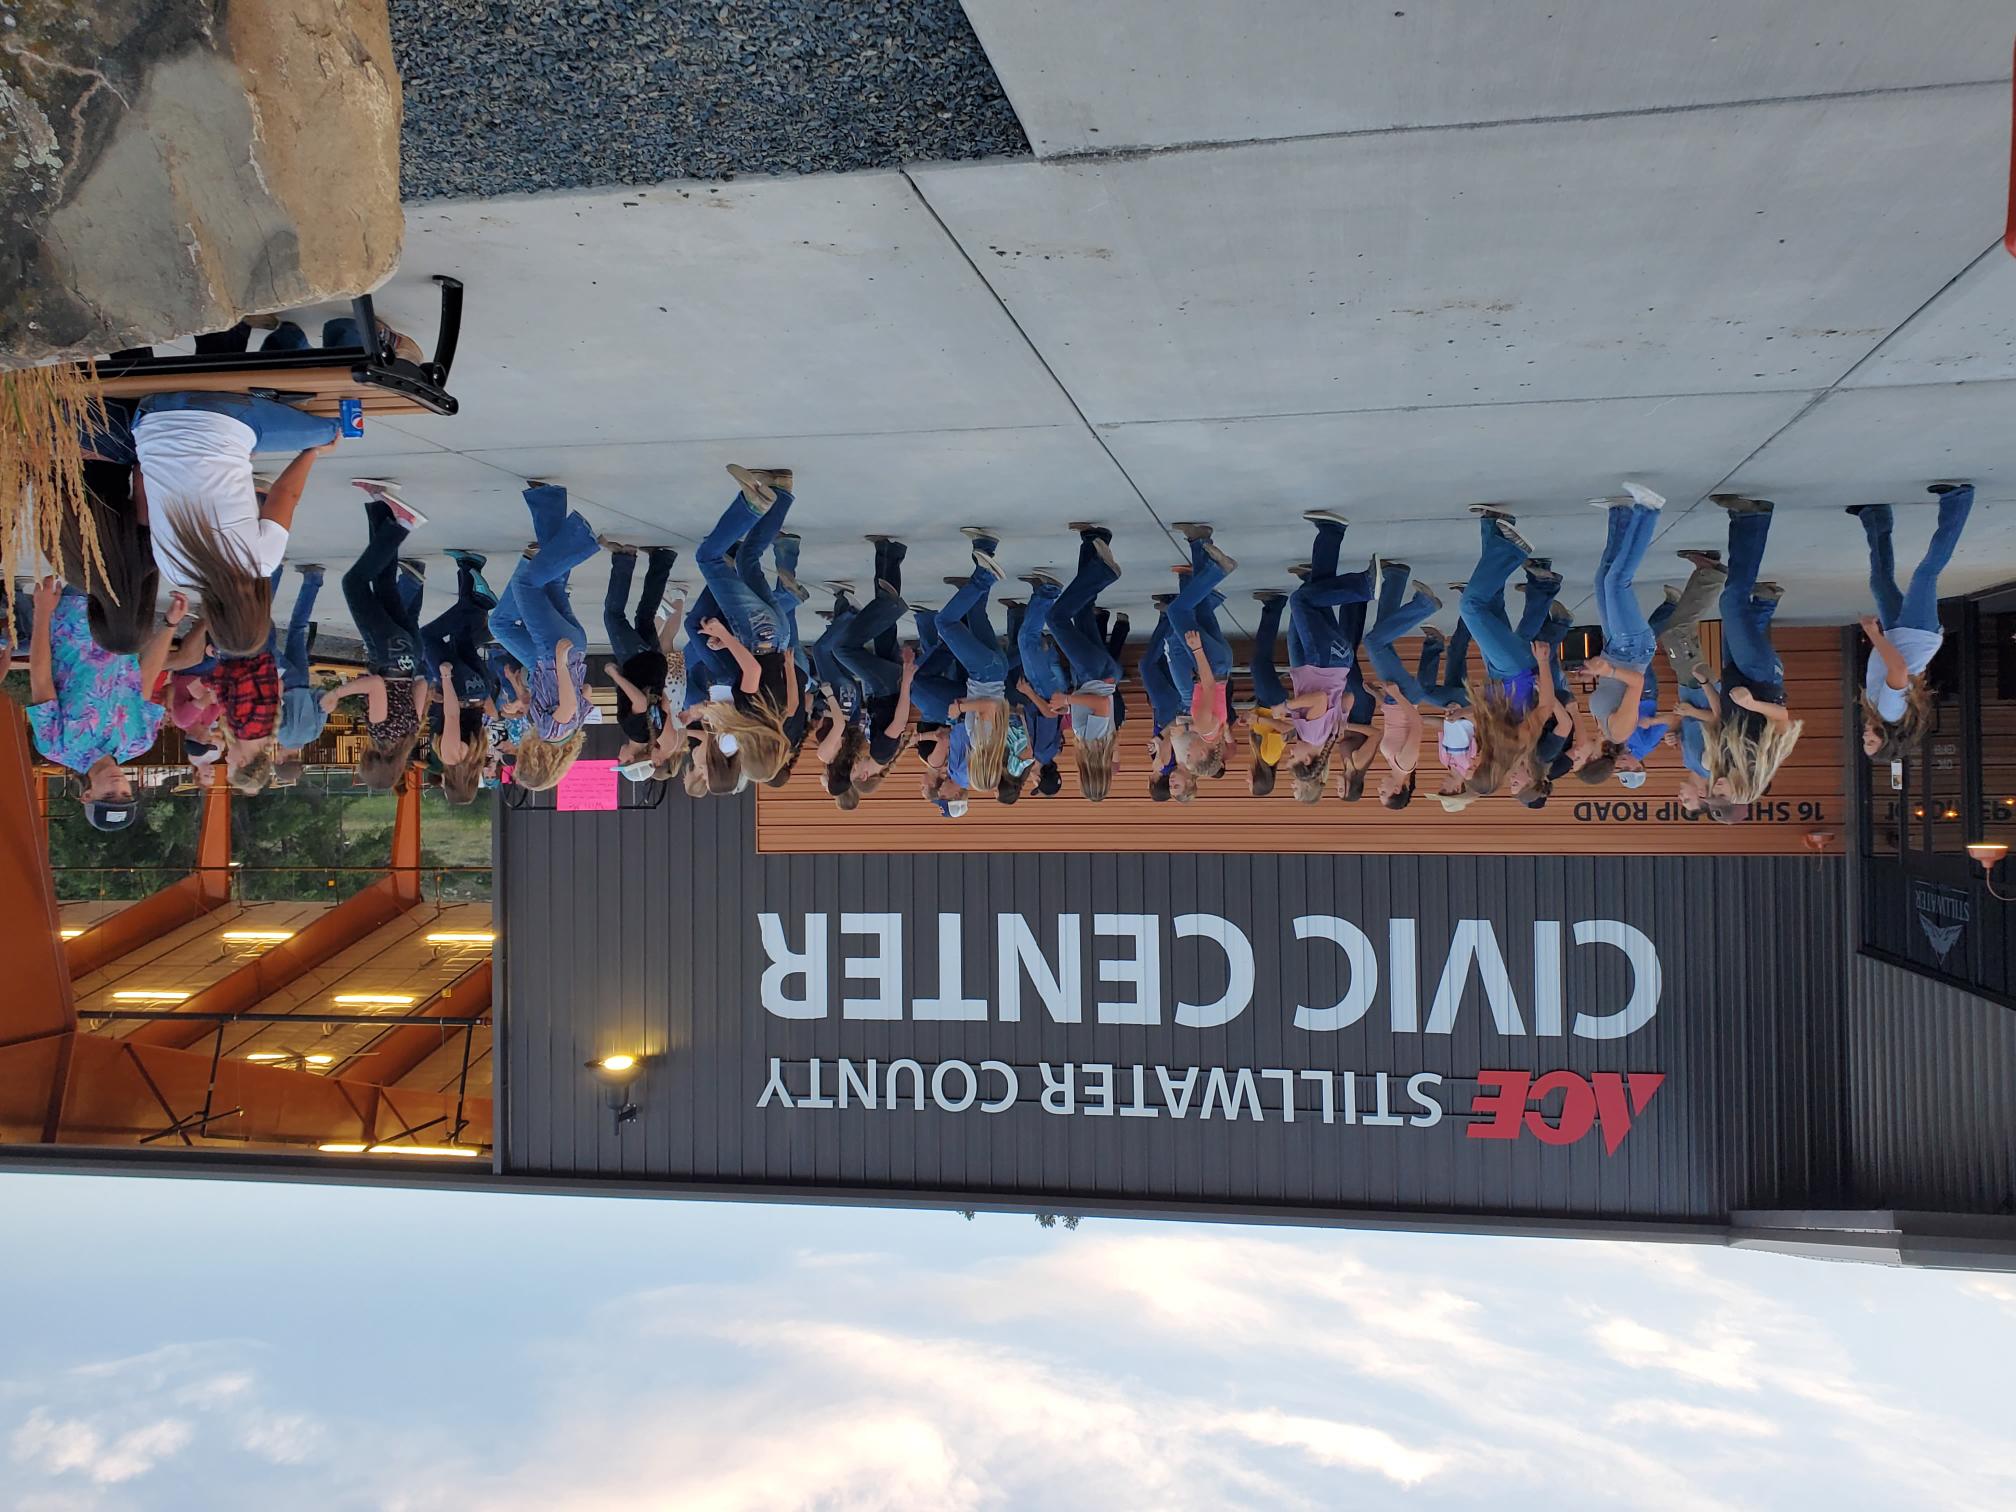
[205,652,280,740]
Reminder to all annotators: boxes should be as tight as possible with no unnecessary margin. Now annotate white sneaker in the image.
[1622,481,1667,510]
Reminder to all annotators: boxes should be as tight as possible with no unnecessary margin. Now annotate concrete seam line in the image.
[899,167,1256,635]
[1034,77,2012,166]
[1610,235,2012,611]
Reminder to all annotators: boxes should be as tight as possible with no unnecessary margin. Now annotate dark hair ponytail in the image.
[62,474,159,655]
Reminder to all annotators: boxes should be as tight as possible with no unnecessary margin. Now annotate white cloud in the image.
[1607,1400,1781,1438]
[10,1408,191,1485]
[238,1412,325,1466]
[1223,1408,1446,1486]
[1588,1316,1759,1391]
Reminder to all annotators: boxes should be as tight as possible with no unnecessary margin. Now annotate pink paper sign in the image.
[554,759,621,812]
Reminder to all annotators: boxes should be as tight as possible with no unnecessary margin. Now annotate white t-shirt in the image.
[135,410,288,586]
[1864,627,1940,723]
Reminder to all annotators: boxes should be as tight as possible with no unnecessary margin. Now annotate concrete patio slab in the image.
[909,85,2009,425]
[1843,250,2016,389]
[369,172,1080,454]
[960,0,2015,155]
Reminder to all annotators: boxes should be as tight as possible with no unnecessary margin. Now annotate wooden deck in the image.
[756,624,1848,856]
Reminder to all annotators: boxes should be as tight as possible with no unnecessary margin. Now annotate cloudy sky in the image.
[2,1174,2012,1512]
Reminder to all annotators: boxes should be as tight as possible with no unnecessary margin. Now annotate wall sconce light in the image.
[585,1053,648,1129]
[1968,841,2011,902]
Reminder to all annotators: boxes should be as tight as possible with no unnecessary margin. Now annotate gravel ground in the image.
[390,0,1029,200]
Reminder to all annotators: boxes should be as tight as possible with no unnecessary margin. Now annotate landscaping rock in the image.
[1,0,403,367]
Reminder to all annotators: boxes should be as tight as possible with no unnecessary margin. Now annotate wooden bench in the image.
[85,279,465,419]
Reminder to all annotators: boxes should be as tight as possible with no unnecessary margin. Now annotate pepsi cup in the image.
[338,398,364,438]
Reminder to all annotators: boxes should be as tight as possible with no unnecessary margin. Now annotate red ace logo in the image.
[1466,1070,1665,1154]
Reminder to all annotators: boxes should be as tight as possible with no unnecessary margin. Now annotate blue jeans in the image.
[422,564,495,702]
[1718,508,1782,686]
[834,588,909,699]
[1417,622,1472,708]
[1859,486,1974,633]
[934,566,1008,685]
[604,549,675,664]
[1593,503,1660,668]
[1459,516,1537,682]
[490,485,596,673]
[1050,540,1123,686]
[696,489,785,650]
[1514,568,1563,641]
[1364,564,1439,700]
[810,599,861,699]
[1016,584,1074,700]
[136,391,340,454]
[275,567,321,688]
[1288,571,1371,669]
[762,515,803,651]
[1249,594,1289,707]
[1140,613,1184,731]
[1164,536,1233,680]
[341,500,422,674]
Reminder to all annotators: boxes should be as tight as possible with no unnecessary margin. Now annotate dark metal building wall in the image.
[1845,953,2016,1213]
[499,794,1851,1223]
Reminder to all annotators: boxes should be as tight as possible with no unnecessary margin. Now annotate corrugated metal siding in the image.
[1846,954,2016,1213]
[500,794,1850,1222]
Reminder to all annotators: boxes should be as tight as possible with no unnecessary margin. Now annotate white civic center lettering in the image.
[755,911,1660,1040]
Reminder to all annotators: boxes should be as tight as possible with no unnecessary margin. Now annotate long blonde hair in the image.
[1707,716,1804,804]
[1861,678,1936,762]
[1466,679,1543,796]
[964,702,1009,791]
[163,507,271,655]
[514,729,586,791]
[438,730,487,804]
[359,733,421,790]
[703,701,789,783]
[1075,731,1116,802]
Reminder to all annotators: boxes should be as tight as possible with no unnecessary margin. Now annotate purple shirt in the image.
[529,645,591,741]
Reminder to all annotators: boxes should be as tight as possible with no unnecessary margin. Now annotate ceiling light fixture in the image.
[58,928,83,940]
[111,989,190,1003]
[317,1142,483,1158]
[221,929,295,942]
[332,993,417,1006]
[426,932,496,945]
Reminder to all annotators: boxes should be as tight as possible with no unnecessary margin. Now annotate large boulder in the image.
[0,0,402,367]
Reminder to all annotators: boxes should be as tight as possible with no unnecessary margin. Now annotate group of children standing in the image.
[15,377,1981,829]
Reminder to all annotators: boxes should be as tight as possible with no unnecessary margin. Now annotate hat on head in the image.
[616,759,657,782]
[83,797,140,833]
[718,733,741,756]
[1618,769,1648,790]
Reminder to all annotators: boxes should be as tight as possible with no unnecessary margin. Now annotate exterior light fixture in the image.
[332,993,417,1006]
[585,1053,649,1130]
[111,989,190,1003]
[1969,842,2011,901]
